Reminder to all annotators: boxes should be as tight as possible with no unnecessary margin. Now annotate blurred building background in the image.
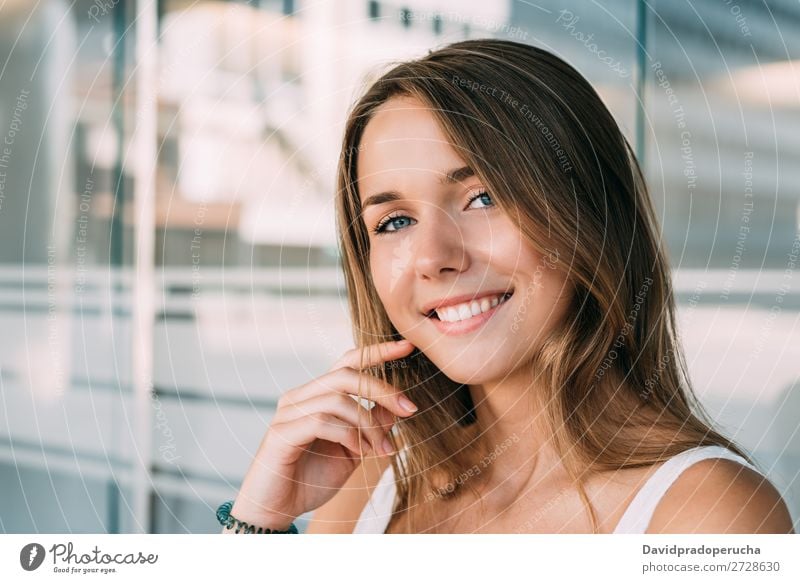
[0,0,797,533]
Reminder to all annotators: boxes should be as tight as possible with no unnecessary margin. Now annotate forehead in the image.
[356,96,467,201]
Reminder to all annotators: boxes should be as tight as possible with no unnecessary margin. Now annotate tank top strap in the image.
[612,445,759,534]
[352,443,406,534]
[352,463,396,533]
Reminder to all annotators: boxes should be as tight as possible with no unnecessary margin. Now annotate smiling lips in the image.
[432,292,512,322]
[425,291,514,336]
[421,289,514,316]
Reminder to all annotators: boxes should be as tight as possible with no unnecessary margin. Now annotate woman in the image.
[223,39,794,534]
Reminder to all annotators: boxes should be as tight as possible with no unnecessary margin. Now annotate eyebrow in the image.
[360,165,475,210]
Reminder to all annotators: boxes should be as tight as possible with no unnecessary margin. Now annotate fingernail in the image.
[396,339,412,346]
[382,436,395,455]
[399,395,418,413]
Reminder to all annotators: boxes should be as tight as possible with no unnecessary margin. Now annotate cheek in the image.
[486,222,532,268]
[528,269,571,325]
[369,246,387,285]
[369,244,402,306]
[508,251,571,331]
[370,235,416,284]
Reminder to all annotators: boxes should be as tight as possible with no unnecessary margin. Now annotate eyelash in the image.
[371,191,495,236]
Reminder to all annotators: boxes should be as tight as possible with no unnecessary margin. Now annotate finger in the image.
[333,367,418,418]
[272,392,392,455]
[271,413,372,462]
[277,391,395,430]
[282,365,418,419]
[329,339,415,373]
[346,395,397,428]
[369,402,398,429]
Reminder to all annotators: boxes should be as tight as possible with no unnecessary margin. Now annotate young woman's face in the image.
[357,95,572,385]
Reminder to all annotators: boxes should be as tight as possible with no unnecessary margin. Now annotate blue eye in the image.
[373,214,415,235]
[371,190,494,236]
[467,191,494,208]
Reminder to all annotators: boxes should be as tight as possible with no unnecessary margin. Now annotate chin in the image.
[440,370,484,385]
[424,355,498,385]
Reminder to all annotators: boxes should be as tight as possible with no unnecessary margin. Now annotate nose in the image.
[412,212,469,279]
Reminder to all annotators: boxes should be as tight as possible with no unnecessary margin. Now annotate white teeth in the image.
[440,308,457,322]
[434,293,510,323]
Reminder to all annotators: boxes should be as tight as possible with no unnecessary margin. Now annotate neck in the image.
[466,371,567,500]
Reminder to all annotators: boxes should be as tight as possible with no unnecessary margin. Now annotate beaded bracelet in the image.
[216,500,298,534]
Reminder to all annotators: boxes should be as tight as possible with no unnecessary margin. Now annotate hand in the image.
[225,340,418,531]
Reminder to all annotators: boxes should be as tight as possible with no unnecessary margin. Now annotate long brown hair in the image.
[334,38,754,533]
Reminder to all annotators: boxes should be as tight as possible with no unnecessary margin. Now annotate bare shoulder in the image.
[647,457,795,534]
[304,454,393,534]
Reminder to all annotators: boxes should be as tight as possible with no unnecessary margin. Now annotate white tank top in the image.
[351,444,761,534]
